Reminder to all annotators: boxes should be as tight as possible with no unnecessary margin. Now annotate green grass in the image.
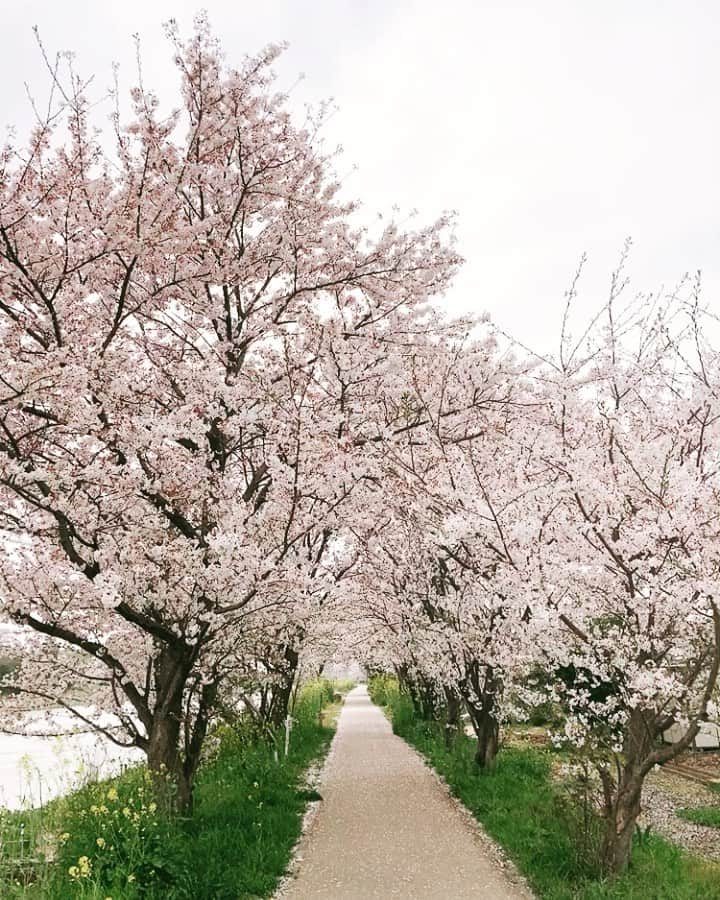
[677,806,720,829]
[0,679,344,899]
[369,676,720,900]
[177,682,341,899]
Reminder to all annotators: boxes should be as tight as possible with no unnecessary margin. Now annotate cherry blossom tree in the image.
[354,334,543,767]
[532,280,720,873]
[3,18,714,879]
[0,16,460,811]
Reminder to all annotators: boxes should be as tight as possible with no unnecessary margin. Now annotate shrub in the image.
[367,673,396,708]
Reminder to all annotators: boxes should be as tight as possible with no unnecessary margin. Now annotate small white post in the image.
[284,714,293,757]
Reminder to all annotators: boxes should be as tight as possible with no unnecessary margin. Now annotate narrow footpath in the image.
[279,685,533,899]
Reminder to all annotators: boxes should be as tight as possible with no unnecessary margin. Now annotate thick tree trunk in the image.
[443,685,463,748]
[420,676,441,720]
[600,777,643,875]
[147,715,181,777]
[473,711,500,770]
[464,663,501,770]
[146,645,192,814]
[147,710,184,813]
[267,645,299,729]
[597,707,655,875]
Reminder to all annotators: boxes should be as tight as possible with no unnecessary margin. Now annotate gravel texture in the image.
[277,685,533,900]
[639,770,720,860]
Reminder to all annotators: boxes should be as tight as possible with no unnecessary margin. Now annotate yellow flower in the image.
[122,806,131,817]
[96,836,106,848]
[127,873,136,883]
[107,787,119,802]
[148,802,157,813]
[69,855,93,879]
[59,832,70,843]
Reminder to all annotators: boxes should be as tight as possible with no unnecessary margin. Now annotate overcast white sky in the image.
[3,0,719,354]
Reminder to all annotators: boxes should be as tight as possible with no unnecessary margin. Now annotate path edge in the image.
[386,713,537,900]
[271,697,347,899]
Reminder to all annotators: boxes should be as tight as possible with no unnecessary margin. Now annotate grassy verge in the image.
[0,679,348,899]
[368,676,720,900]
[677,806,720,829]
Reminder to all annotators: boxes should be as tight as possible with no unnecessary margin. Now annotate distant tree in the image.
[356,336,541,767]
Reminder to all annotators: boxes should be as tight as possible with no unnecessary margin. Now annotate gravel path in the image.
[278,685,533,900]
[640,771,720,860]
